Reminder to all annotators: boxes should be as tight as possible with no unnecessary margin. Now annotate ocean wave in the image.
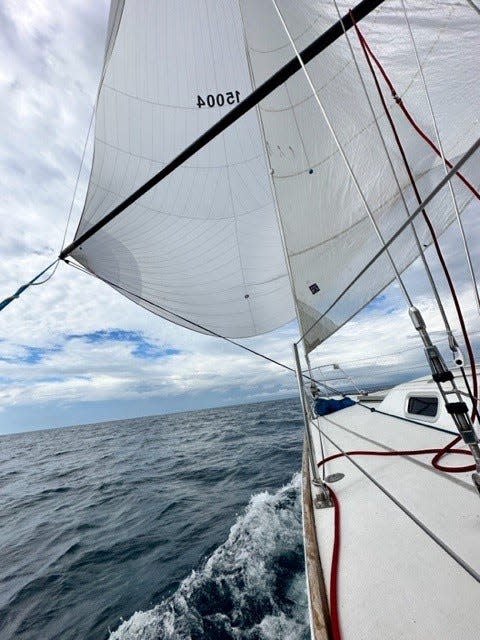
[108,474,308,640]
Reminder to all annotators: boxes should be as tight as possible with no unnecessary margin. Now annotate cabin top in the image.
[377,368,479,435]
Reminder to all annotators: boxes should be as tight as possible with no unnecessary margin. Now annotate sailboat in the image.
[3,0,479,638]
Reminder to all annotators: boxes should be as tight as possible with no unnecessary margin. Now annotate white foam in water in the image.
[109,474,308,639]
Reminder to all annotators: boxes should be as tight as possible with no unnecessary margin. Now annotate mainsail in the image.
[71,0,479,352]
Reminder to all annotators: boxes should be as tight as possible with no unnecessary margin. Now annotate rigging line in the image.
[459,366,480,425]
[38,107,96,286]
[465,0,480,16]
[296,135,480,345]
[309,378,460,437]
[308,373,471,467]
[0,260,59,311]
[237,4,305,343]
[79,260,468,446]
[63,259,93,277]
[355,402,459,437]
[305,364,470,439]
[317,381,475,473]
[430,435,475,473]
[59,0,387,260]
[318,443,472,475]
[62,266,475,438]
[351,17,479,202]
[30,264,59,286]
[319,416,473,491]
[65,259,480,454]
[351,19,479,422]
[320,411,474,475]
[22,3,125,286]
[64,260,300,376]
[311,364,431,386]
[309,331,480,367]
[269,0,413,309]
[399,0,480,314]
[378,28,480,194]
[3,114,94,291]
[315,416,327,481]
[314,421,480,583]
[330,1,458,355]
[63,258,346,396]
[60,107,96,254]
[41,2,123,279]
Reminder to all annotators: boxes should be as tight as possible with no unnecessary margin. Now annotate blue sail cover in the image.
[314,397,355,416]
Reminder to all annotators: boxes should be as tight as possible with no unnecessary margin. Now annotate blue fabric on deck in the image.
[314,397,355,416]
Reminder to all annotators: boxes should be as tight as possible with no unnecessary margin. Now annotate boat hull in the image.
[302,437,331,640]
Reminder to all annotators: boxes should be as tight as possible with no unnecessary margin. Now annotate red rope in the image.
[318,443,474,473]
[328,486,342,640]
[319,22,479,639]
[350,15,478,423]
[319,441,474,639]
[353,27,480,200]
[430,435,476,473]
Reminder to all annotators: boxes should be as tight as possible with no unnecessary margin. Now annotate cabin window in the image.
[407,396,438,417]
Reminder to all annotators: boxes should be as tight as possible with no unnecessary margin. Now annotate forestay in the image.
[72,0,479,350]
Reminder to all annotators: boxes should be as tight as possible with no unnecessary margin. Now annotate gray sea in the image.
[0,397,309,639]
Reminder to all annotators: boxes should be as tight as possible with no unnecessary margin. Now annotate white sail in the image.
[72,0,293,337]
[72,0,479,349]
[240,0,479,352]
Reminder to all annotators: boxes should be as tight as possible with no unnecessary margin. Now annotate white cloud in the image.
[0,2,479,432]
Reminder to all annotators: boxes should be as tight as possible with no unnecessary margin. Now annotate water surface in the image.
[0,397,309,639]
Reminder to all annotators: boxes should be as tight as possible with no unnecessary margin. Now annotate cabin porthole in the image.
[405,395,439,420]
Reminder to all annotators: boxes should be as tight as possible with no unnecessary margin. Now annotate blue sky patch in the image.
[364,294,399,315]
[68,329,180,360]
[0,345,61,365]
[365,294,387,310]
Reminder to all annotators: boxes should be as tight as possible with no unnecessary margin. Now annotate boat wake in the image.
[109,474,309,639]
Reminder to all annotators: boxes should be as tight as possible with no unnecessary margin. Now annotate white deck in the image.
[308,381,480,640]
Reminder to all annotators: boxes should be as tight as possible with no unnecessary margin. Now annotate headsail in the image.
[72,0,479,350]
[72,0,293,337]
[239,0,479,352]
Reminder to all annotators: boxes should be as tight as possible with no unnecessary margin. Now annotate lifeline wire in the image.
[66,256,469,447]
[315,420,480,583]
[64,257,347,398]
[356,402,457,437]
[308,331,480,369]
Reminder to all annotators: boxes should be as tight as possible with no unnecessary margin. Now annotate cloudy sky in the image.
[0,0,479,434]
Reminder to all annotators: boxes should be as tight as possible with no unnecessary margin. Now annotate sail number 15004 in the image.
[197,91,241,108]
